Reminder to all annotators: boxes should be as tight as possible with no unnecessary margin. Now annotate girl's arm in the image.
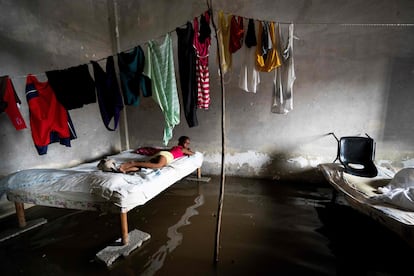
[182,148,195,156]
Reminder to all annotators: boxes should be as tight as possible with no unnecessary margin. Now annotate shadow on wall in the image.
[261,153,327,184]
[382,57,414,146]
[261,133,335,182]
[199,133,336,180]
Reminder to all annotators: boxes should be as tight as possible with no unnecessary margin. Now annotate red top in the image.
[170,145,184,159]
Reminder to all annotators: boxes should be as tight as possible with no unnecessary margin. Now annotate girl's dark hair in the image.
[178,136,190,145]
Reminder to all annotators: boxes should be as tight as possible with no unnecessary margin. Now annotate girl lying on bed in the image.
[119,136,195,173]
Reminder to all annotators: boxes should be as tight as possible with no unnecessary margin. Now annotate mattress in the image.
[318,163,414,226]
[0,151,204,212]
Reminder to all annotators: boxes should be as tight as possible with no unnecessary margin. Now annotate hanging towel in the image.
[239,19,260,93]
[26,74,77,155]
[46,64,96,110]
[229,15,244,54]
[0,75,27,130]
[176,21,199,128]
[91,56,124,131]
[217,11,232,74]
[193,11,211,110]
[117,46,152,106]
[145,34,180,145]
[256,21,282,72]
[272,23,296,114]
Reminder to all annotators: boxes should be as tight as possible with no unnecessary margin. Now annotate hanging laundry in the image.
[117,46,152,106]
[245,18,257,48]
[256,21,282,72]
[25,74,77,155]
[193,11,211,110]
[176,21,199,128]
[239,19,261,93]
[145,34,180,146]
[91,56,124,131]
[198,11,211,44]
[229,15,244,54]
[46,64,96,110]
[217,11,232,74]
[272,23,296,114]
[0,75,27,130]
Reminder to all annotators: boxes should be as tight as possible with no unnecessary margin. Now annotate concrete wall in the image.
[1,0,414,182]
[0,0,121,176]
[119,0,414,179]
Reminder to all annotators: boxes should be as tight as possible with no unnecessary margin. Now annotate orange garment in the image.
[256,22,282,72]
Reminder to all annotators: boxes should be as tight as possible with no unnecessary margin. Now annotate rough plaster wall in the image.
[118,0,414,179]
[0,0,121,176]
[1,0,414,182]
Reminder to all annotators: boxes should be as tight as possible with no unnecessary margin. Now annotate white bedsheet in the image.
[371,167,414,211]
[318,163,414,225]
[0,151,203,211]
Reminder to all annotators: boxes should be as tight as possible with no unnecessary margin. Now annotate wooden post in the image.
[197,167,202,179]
[208,1,227,265]
[15,202,26,228]
[120,212,129,245]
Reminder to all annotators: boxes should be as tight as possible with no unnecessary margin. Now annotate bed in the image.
[318,163,414,247]
[0,150,204,246]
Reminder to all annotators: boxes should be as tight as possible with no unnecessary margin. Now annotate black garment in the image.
[0,75,9,112]
[245,19,257,48]
[117,46,152,106]
[176,21,198,128]
[91,56,124,131]
[46,64,96,110]
[198,11,211,44]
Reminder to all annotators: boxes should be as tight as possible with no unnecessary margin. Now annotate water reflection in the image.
[141,194,205,275]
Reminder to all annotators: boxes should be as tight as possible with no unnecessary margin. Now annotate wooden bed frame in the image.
[318,163,414,248]
[11,167,202,245]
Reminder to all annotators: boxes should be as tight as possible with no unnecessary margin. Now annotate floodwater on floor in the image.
[1,176,414,275]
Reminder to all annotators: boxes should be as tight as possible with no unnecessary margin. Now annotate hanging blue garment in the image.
[117,46,152,106]
[91,56,124,131]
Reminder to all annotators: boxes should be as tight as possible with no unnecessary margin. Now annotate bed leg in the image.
[15,202,27,228]
[331,189,338,203]
[120,212,129,245]
[197,167,202,179]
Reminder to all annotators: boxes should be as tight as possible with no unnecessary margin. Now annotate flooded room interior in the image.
[1,0,414,275]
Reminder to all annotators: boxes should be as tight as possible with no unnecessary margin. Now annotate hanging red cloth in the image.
[229,16,244,53]
[0,76,27,130]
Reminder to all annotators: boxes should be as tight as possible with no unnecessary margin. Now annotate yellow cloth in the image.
[256,22,282,72]
[157,151,174,164]
[217,11,232,74]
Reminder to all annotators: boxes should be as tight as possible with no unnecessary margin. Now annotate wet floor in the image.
[1,176,414,275]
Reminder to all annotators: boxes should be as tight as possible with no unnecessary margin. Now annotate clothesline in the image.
[93,21,190,63]
[8,17,199,81]
[217,10,414,27]
[8,10,414,81]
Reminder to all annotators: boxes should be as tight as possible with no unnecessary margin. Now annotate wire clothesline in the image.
[217,10,414,27]
[8,9,414,81]
[8,20,192,81]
